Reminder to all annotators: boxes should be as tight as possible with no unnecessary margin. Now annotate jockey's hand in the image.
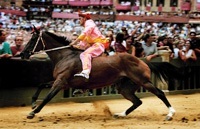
[69,42,76,46]
[72,45,85,50]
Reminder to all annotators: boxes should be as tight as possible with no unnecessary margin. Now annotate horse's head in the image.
[21,26,72,59]
[21,26,40,59]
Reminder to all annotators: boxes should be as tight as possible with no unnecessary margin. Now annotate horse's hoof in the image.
[113,113,126,119]
[32,103,37,109]
[27,112,35,119]
[165,116,173,121]
[113,111,126,118]
[113,114,119,119]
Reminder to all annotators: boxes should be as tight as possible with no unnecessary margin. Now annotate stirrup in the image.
[74,72,89,79]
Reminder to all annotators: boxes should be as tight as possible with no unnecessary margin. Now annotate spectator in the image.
[178,40,197,62]
[103,36,115,56]
[134,41,145,58]
[173,39,184,59]
[128,26,146,58]
[112,32,127,53]
[167,36,175,58]
[104,28,115,54]
[0,30,12,59]
[105,28,114,43]
[121,26,130,40]
[11,35,24,57]
[0,22,3,29]
[141,33,158,61]
[125,36,136,56]
[188,32,200,57]
[157,36,174,58]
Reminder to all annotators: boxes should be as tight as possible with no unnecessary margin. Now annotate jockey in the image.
[70,12,109,80]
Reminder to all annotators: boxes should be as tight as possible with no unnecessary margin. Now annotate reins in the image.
[34,45,71,54]
[32,32,71,54]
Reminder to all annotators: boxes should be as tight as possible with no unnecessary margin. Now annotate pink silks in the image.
[80,42,105,75]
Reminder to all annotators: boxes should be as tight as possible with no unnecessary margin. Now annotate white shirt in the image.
[181,49,193,58]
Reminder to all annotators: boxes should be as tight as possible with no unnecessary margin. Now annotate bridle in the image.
[31,32,71,54]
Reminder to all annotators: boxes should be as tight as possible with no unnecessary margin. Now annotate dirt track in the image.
[0,93,200,129]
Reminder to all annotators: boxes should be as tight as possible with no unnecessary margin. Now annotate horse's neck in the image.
[46,49,80,65]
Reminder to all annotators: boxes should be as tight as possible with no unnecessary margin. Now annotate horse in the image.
[21,28,182,121]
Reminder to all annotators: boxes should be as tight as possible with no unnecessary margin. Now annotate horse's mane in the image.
[45,31,71,46]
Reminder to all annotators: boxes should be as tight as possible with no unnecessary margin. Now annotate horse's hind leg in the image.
[114,92,142,118]
[114,78,142,117]
[143,81,175,120]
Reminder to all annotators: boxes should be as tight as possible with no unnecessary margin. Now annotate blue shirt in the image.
[141,41,158,56]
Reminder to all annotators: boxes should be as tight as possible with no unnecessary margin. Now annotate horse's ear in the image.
[32,25,40,34]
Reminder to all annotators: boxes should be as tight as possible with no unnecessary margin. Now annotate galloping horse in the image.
[21,28,181,120]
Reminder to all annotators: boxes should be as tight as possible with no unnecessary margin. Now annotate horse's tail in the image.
[146,62,185,83]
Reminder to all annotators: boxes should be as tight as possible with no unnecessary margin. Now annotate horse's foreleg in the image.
[31,81,53,109]
[27,79,65,119]
[27,86,62,119]
[143,81,176,121]
[31,86,43,109]
[114,79,142,118]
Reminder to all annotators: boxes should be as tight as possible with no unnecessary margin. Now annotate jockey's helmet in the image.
[78,12,91,20]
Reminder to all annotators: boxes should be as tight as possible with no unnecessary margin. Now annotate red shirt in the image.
[11,45,24,56]
[114,42,127,53]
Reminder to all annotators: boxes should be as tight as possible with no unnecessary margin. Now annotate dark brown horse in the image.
[21,29,182,121]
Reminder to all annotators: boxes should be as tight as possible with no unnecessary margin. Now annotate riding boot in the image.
[74,70,90,79]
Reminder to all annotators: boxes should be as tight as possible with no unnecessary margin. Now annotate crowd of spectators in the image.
[0,11,200,62]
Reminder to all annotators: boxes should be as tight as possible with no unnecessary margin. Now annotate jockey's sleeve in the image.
[78,20,95,41]
[77,34,85,40]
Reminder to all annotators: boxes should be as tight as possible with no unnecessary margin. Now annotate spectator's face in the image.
[106,30,113,36]
[163,38,168,44]
[15,36,23,46]
[179,40,185,47]
[126,37,132,45]
[168,37,173,43]
[173,36,179,41]
[185,41,191,49]
[0,31,7,42]
[149,36,156,42]
[122,29,128,35]
[189,33,196,39]
[177,43,183,49]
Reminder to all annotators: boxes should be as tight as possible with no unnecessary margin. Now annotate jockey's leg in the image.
[74,43,105,79]
[73,43,105,95]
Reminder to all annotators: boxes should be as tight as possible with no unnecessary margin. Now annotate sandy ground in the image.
[0,93,200,129]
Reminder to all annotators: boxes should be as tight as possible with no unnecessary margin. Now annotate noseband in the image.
[32,32,71,54]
